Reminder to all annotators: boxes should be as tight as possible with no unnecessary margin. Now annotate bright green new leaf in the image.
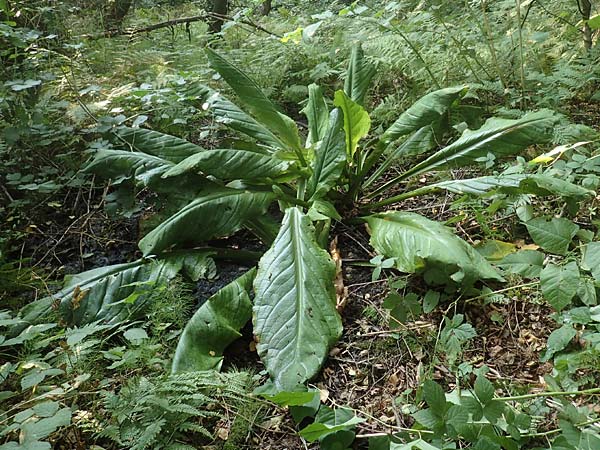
[365,212,502,284]
[588,14,600,30]
[171,269,255,373]
[206,49,302,152]
[307,108,347,199]
[253,207,342,390]
[540,262,580,311]
[525,217,579,256]
[162,148,298,182]
[381,86,466,143]
[541,324,576,362]
[333,90,371,160]
[399,111,557,181]
[343,44,376,106]
[139,188,273,255]
[304,84,330,147]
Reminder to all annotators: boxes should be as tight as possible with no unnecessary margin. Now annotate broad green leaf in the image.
[253,207,342,390]
[307,109,346,199]
[474,375,495,405]
[365,212,503,284]
[196,85,284,150]
[399,111,557,181]
[581,242,600,281]
[578,278,597,306]
[304,84,329,147]
[56,253,214,326]
[85,149,174,187]
[497,250,545,279]
[139,188,273,255]
[525,217,579,256]
[344,44,376,106]
[475,240,516,261]
[390,439,442,450]
[588,14,600,30]
[482,400,505,425]
[116,127,204,163]
[541,262,580,311]
[299,406,363,442]
[381,86,466,143]
[207,49,302,151]
[541,324,576,361]
[162,148,298,182]
[20,407,71,442]
[333,90,371,159]
[423,380,447,417]
[171,269,255,373]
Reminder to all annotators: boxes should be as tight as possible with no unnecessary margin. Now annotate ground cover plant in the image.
[2,0,600,449]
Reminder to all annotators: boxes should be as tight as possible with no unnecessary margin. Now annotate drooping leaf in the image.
[333,90,371,159]
[194,85,284,150]
[399,111,557,181]
[381,86,466,143]
[525,217,579,256]
[304,84,330,147]
[299,406,363,443]
[206,48,302,151]
[365,211,502,284]
[138,188,273,255]
[540,262,580,311]
[116,127,204,163]
[253,207,342,391]
[497,250,545,279]
[171,269,255,373]
[57,253,214,326]
[307,109,346,200]
[162,148,298,182]
[343,44,376,106]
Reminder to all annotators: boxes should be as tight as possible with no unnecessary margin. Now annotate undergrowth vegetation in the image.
[2,0,600,449]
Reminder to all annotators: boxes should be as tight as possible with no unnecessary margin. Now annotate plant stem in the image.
[515,0,527,108]
[463,281,538,303]
[499,386,600,402]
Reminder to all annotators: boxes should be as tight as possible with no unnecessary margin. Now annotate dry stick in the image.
[79,12,281,40]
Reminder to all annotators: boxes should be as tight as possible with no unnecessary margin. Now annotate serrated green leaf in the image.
[253,208,342,390]
[333,90,371,159]
[525,217,579,256]
[474,376,495,405]
[412,409,441,429]
[365,211,502,283]
[581,242,600,281]
[423,380,447,417]
[541,262,580,311]
[483,400,505,424]
[423,291,440,314]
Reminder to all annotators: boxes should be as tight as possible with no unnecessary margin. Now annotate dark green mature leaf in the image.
[116,127,205,163]
[85,149,174,187]
[304,84,330,147]
[307,109,346,200]
[474,376,495,405]
[525,217,579,256]
[365,212,502,283]
[390,439,442,450]
[399,111,557,180]
[381,86,466,143]
[541,324,576,361]
[196,85,284,150]
[163,148,298,182]
[171,269,255,373]
[299,406,363,442]
[207,48,302,151]
[253,207,342,390]
[139,188,273,255]
[541,262,580,311]
[423,381,447,417]
[58,253,214,326]
[333,90,371,159]
[344,44,376,106]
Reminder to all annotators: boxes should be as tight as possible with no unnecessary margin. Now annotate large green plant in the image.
[21,45,593,392]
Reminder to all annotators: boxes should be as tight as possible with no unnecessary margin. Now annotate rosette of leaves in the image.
[30,44,593,392]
